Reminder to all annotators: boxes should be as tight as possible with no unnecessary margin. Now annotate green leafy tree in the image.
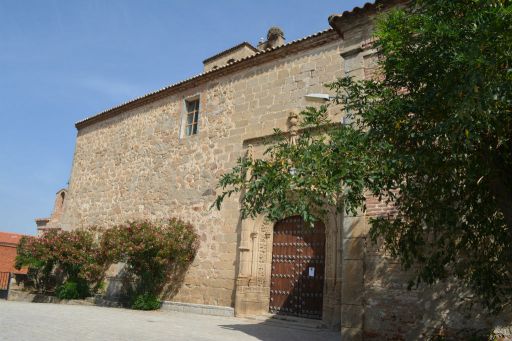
[215,0,511,312]
[214,106,373,221]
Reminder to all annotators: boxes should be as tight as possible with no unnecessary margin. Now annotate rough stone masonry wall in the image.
[360,195,512,340]
[59,37,344,308]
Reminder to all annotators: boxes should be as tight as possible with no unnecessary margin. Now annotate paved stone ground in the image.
[0,301,339,341]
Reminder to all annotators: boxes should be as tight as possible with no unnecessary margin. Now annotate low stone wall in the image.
[7,289,94,306]
[7,288,235,318]
[160,301,234,317]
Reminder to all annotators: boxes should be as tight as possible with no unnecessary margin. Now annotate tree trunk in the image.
[488,170,512,239]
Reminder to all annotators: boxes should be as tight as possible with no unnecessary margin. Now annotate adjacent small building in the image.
[35,188,67,235]
[0,232,27,275]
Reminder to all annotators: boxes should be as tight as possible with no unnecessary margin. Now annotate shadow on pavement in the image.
[219,320,339,341]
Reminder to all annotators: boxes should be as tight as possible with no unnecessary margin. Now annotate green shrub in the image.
[101,219,199,304]
[56,280,90,299]
[131,293,161,310]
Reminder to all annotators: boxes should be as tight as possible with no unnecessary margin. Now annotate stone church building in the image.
[37,0,510,339]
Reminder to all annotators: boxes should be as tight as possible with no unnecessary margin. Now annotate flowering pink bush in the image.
[16,227,107,296]
[16,219,199,305]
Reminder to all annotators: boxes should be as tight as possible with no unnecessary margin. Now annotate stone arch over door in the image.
[234,210,342,327]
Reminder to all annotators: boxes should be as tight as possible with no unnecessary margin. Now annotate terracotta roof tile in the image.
[75,1,406,130]
[0,232,26,245]
[34,217,50,222]
[328,0,408,34]
[203,42,258,64]
[75,28,336,129]
[328,0,380,22]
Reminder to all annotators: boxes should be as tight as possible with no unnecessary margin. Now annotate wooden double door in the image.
[269,216,325,319]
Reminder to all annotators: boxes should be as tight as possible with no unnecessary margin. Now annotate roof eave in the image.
[75,29,339,130]
[202,42,258,64]
[329,0,408,37]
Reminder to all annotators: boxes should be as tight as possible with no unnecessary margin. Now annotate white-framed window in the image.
[184,97,200,136]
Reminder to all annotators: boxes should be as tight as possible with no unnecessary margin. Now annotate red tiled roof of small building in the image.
[0,231,25,246]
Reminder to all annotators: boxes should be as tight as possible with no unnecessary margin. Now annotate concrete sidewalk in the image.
[0,300,339,341]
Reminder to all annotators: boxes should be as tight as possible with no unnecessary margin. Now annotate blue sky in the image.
[0,0,367,235]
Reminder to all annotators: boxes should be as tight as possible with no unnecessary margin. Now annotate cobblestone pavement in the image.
[0,301,339,341]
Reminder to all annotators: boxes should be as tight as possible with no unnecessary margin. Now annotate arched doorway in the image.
[269,216,325,319]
